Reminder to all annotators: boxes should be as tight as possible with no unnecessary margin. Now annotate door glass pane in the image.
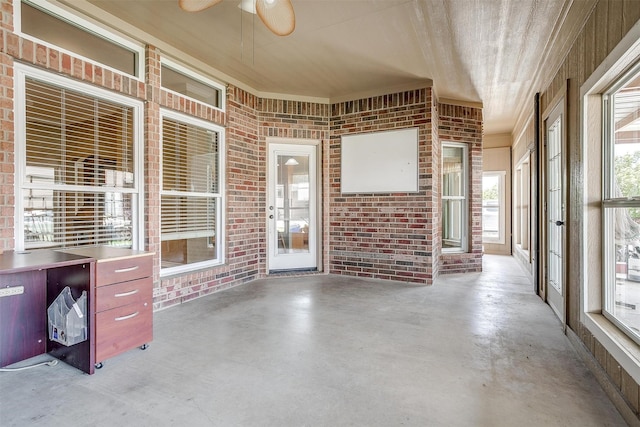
[547,116,563,294]
[276,154,310,254]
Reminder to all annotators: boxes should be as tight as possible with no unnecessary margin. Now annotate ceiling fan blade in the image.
[178,0,223,12]
[256,0,295,36]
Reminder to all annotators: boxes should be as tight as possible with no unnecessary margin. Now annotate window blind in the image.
[161,118,220,241]
[23,77,135,248]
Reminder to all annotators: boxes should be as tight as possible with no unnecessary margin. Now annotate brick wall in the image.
[0,0,12,252]
[0,0,485,306]
[0,17,267,309]
[144,46,161,287]
[329,89,436,284]
[147,53,260,309]
[226,85,262,281]
[429,94,441,277]
[153,83,263,310]
[438,103,483,274]
[258,96,331,272]
[259,98,330,140]
[150,87,332,308]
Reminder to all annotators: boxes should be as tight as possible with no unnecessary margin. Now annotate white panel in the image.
[341,128,418,194]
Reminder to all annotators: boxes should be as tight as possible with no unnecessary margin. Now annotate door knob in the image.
[269,215,274,219]
[555,220,565,226]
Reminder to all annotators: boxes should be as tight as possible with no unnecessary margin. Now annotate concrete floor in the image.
[0,255,627,426]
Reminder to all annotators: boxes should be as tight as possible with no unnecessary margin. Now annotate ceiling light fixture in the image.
[238,0,256,14]
[179,0,295,36]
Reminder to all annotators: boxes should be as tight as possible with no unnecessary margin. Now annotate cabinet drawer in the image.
[96,255,152,287]
[95,301,153,362]
[96,278,151,312]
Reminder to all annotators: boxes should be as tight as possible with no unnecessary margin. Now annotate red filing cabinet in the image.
[62,247,153,369]
[0,250,95,374]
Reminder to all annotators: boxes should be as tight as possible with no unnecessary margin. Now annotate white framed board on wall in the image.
[341,127,419,194]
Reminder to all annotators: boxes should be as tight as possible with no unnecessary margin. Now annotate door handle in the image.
[555,220,565,226]
[269,214,274,219]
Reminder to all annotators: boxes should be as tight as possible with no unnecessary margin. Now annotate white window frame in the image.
[482,171,506,244]
[582,21,640,384]
[601,62,640,338]
[442,141,468,253]
[14,63,145,251]
[16,0,145,80]
[161,57,226,113]
[159,109,226,277]
[514,154,531,253]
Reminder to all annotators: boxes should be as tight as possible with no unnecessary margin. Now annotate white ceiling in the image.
[60,0,596,134]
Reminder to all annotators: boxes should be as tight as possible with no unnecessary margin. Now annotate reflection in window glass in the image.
[482,172,505,244]
[21,2,138,76]
[22,76,137,249]
[276,155,310,254]
[161,63,222,109]
[442,143,467,251]
[160,113,223,271]
[603,64,640,342]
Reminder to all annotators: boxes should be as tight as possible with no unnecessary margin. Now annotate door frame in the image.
[266,137,322,273]
[540,82,568,330]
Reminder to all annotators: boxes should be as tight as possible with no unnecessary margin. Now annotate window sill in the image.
[584,312,640,384]
[160,260,225,279]
[441,249,467,255]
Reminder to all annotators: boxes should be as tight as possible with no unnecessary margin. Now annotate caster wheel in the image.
[140,343,149,350]
[95,362,103,369]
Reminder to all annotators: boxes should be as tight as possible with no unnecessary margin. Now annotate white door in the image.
[267,143,318,271]
[545,104,565,323]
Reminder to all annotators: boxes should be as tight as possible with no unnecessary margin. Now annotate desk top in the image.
[60,246,154,262]
[0,250,94,274]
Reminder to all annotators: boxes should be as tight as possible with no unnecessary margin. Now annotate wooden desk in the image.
[0,250,96,374]
[61,247,153,368]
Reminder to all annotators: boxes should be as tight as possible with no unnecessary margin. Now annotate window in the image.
[18,0,143,78]
[161,58,225,111]
[160,110,224,274]
[582,23,640,386]
[442,143,468,252]
[602,63,640,343]
[482,171,506,244]
[15,65,143,250]
[514,155,531,252]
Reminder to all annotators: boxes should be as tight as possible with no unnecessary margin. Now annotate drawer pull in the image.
[114,289,140,298]
[114,265,139,274]
[115,311,139,321]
